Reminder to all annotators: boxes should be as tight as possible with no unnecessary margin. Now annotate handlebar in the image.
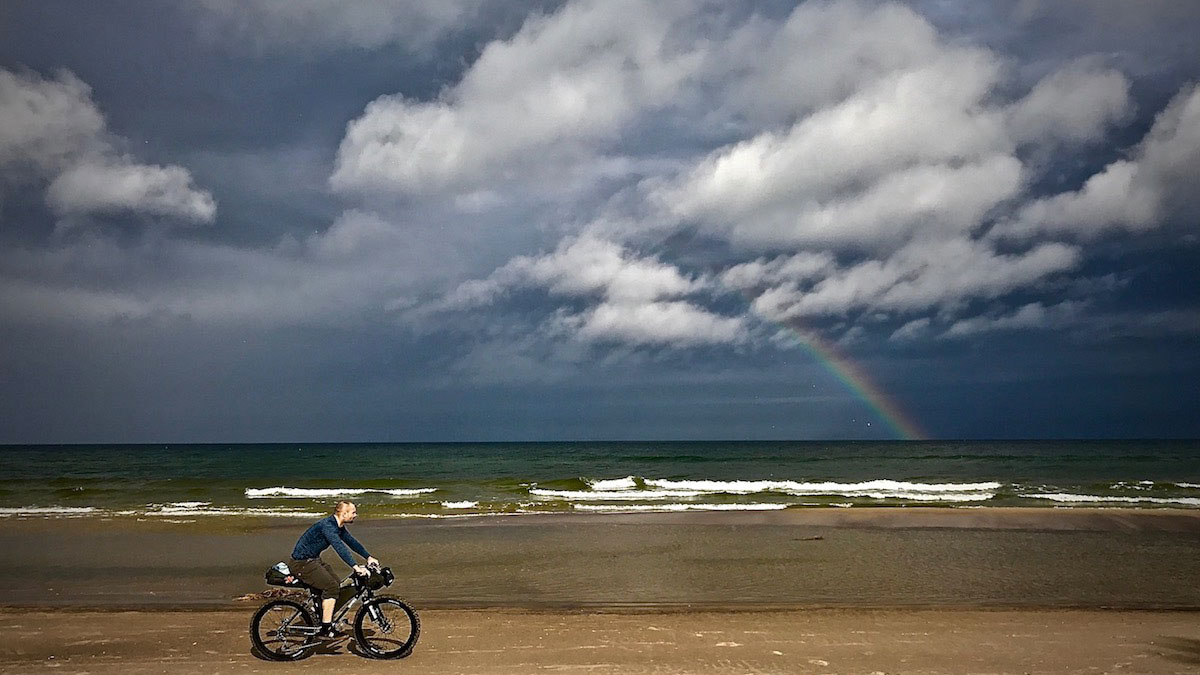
[349,565,395,590]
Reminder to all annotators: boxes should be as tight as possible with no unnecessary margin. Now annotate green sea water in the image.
[1,440,1198,519]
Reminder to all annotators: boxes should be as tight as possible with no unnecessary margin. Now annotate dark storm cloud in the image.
[1,0,1198,442]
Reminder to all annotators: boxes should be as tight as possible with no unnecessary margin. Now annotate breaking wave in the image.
[643,478,1002,495]
[146,502,324,517]
[1025,493,1200,506]
[0,506,99,517]
[573,503,789,512]
[531,488,711,500]
[531,477,1001,504]
[586,476,638,490]
[245,487,437,499]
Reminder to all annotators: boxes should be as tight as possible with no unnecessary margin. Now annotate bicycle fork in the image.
[366,603,393,634]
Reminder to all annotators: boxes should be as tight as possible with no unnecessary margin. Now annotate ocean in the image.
[3,440,1199,520]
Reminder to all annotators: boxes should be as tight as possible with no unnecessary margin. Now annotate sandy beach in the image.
[3,607,1199,674]
[2,508,1199,672]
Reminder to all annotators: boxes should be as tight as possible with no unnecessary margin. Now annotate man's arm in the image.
[319,518,358,567]
[340,527,370,559]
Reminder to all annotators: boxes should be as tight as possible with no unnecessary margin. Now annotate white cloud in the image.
[46,159,216,223]
[943,301,1085,338]
[720,252,837,291]
[568,300,746,347]
[431,234,745,348]
[0,67,215,224]
[1005,58,1132,146]
[655,9,1021,251]
[748,237,1080,321]
[306,209,403,261]
[1008,159,1158,234]
[1004,82,1200,238]
[330,0,704,197]
[0,69,104,176]
[441,235,703,309]
[889,317,931,342]
[720,1,951,125]
[398,0,1184,356]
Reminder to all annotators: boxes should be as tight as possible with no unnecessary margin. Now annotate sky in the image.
[1,0,1198,443]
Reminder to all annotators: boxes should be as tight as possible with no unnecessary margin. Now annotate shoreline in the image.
[406,505,1200,530]
[3,505,1200,529]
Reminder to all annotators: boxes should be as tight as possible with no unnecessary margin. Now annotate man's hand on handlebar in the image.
[353,564,370,577]
[366,556,380,570]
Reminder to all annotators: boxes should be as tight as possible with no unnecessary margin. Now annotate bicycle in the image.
[250,563,420,661]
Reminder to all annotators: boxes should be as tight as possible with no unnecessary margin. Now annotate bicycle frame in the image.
[286,573,379,638]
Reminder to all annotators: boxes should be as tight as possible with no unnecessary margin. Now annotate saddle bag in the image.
[264,561,302,587]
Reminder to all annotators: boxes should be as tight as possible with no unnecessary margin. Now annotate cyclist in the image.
[290,500,379,638]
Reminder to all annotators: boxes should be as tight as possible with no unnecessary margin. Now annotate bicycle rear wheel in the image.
[353,596,420,659]
[250,599,316,661]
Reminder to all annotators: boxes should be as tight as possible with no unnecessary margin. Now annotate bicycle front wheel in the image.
[250,599,316,661]
[353,596,420,659]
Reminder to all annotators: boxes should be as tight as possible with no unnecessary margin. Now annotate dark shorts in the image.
[290,557,340,599]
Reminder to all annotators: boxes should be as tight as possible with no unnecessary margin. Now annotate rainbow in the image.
[779,328,927,440]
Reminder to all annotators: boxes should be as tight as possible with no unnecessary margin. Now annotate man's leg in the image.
[322,597,335,623]
[313,560,342,634]
[292,558,342,633]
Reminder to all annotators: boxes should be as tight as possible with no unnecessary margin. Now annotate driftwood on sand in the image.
[233,588,306,602]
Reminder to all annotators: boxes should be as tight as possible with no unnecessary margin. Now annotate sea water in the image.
[1,440,1198,519]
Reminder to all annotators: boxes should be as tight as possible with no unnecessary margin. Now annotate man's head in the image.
[334,500,357,524]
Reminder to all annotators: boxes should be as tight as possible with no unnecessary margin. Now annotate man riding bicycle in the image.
[290,500,378,638]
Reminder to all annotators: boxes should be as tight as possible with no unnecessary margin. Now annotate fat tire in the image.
[250,599,316,661]
[353,596,420,659]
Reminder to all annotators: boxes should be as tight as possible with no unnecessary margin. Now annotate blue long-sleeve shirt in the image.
[291,515,370,567]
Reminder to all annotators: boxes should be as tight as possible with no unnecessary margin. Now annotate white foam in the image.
[573,503,789,512]
[532,478,999,503]
[1027,493,1200,506]
[587,476,638,490]
[1109,481,1155,490]
[787,479,1002,494]
[391,512,512,519]
[0,506,98,516]
[245,487,437,499]
[642,478,773,494]
[859,491,993,502]
[1177,482,1200,489]
[149,504,325,517]
[441,501,479,509]
[529,488,703,501]
[644,478,1001,495]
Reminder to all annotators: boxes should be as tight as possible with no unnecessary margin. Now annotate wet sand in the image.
[2,607,1199,674]
[3,508,1199,608]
